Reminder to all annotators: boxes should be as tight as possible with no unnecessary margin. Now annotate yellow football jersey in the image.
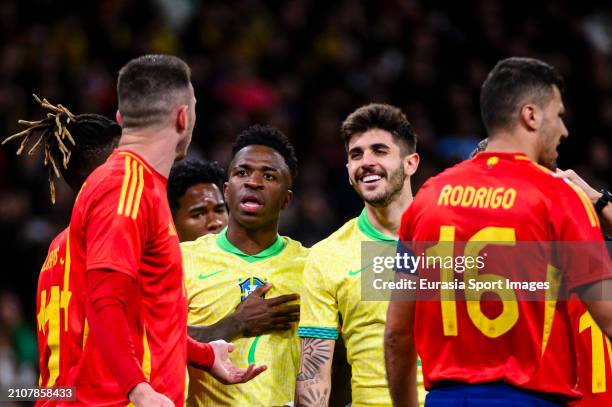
[182,229,308,407]
[298,209,426,406]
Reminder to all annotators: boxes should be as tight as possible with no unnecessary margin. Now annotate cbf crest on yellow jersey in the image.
[298,209,425,407]
[182,228,308,407]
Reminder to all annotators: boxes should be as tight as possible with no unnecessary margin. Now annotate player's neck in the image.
[225,218,280,256]
[364,191,412,238]
[486,132,538,162]
[118,127,179,178]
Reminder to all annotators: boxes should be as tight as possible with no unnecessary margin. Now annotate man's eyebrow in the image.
[370,143,390,149]
[188,204,205,213]
[261,165,281,172]
[232,163,251,171]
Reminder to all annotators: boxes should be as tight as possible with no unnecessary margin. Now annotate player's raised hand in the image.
[128,382,174,407]
[234,283,300,337]
[208,340,267,384]
[555,168,602,203]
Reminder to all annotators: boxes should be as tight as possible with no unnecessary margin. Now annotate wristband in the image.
[594,189,612,214]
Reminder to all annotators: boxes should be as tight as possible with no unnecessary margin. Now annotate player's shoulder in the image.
[547,172,593,202]
[306,217,360,272]
[181,233,219,279]
[77,150,158,206]
[280,236,310,258]
[48,227,69,248]
[423,153,563,192]
[411,159,474,203]
[180,233,218,256]
[310,217,359,253]
[516,159,593,202]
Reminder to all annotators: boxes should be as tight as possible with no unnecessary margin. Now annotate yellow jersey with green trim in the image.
[182,228,308,407]
[298,209,425,406]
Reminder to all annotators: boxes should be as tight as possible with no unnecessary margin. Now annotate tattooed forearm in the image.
[296,338,331,381]
[296,387,329,407]
[295,338,334,406]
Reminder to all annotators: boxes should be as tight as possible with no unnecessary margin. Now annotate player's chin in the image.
[234,210,267,227]
[361,193,389,207]
[357,181,385,195]
[358,185,385,200]
[543,155,558,171]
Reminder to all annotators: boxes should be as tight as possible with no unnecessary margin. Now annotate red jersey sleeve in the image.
[551,179,612,291]
[186,337,215,370]
[83,171,152,280]
[398,202,414,242]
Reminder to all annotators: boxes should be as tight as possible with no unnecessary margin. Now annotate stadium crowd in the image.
[0,0,611,393]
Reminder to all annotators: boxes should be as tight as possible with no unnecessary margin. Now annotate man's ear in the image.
[176,105,189,132]
[403,152,420,177]
[346,162,353,185]
[223,181,229,202]
[281,189,293,210]
[520,104,540,132]
[116,110,123,127]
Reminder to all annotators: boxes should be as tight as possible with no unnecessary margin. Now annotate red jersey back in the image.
[36,228,86,396]
[64,150,186,405]
[399,152,611,402]
[568,299,612,406]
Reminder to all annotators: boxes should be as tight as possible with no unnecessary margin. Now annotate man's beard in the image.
[175,133,191,161]
[537,127,559,171]
[355,165,405,207]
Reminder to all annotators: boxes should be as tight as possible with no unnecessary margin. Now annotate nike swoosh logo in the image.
[348,261,377,277]
[348,265,371,276]
[197,270,225,280]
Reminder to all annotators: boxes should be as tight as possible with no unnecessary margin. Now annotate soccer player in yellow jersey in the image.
[182,124,308,406]
[296,103,423,406]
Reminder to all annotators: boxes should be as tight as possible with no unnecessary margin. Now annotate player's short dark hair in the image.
[167,159,227,213]
[480,57,565,133]
[117,54,191,129]
[2,95,121,202]
[341,103,417,155]
[231,124,298,181]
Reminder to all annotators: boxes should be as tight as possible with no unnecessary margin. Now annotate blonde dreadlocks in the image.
[2,95,121,203]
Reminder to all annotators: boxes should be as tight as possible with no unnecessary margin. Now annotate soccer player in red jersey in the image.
[385,57,612,406]
[3,97,121,400]
[65,55,264,406]
[567,300,612,406]
[554,169,612,406]
[473,134,612,406]
[472,139,612,405]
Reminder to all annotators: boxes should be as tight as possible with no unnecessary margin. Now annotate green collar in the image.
[357,208,397,242]
[216,227,286,263]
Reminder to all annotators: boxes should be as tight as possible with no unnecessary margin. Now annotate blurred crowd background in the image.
[0,0,611,392]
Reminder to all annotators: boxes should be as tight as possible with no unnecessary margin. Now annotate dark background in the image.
[0,0,610,390]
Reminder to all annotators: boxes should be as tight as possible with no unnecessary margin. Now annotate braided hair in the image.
[2,94,121,202]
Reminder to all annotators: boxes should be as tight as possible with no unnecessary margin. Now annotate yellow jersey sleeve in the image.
[298,249,340,340]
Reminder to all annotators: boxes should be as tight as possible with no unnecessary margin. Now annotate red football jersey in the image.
[36,228,86,397]
[63,150,186,406]
[399,152,612,402]
[568,299,612,406]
